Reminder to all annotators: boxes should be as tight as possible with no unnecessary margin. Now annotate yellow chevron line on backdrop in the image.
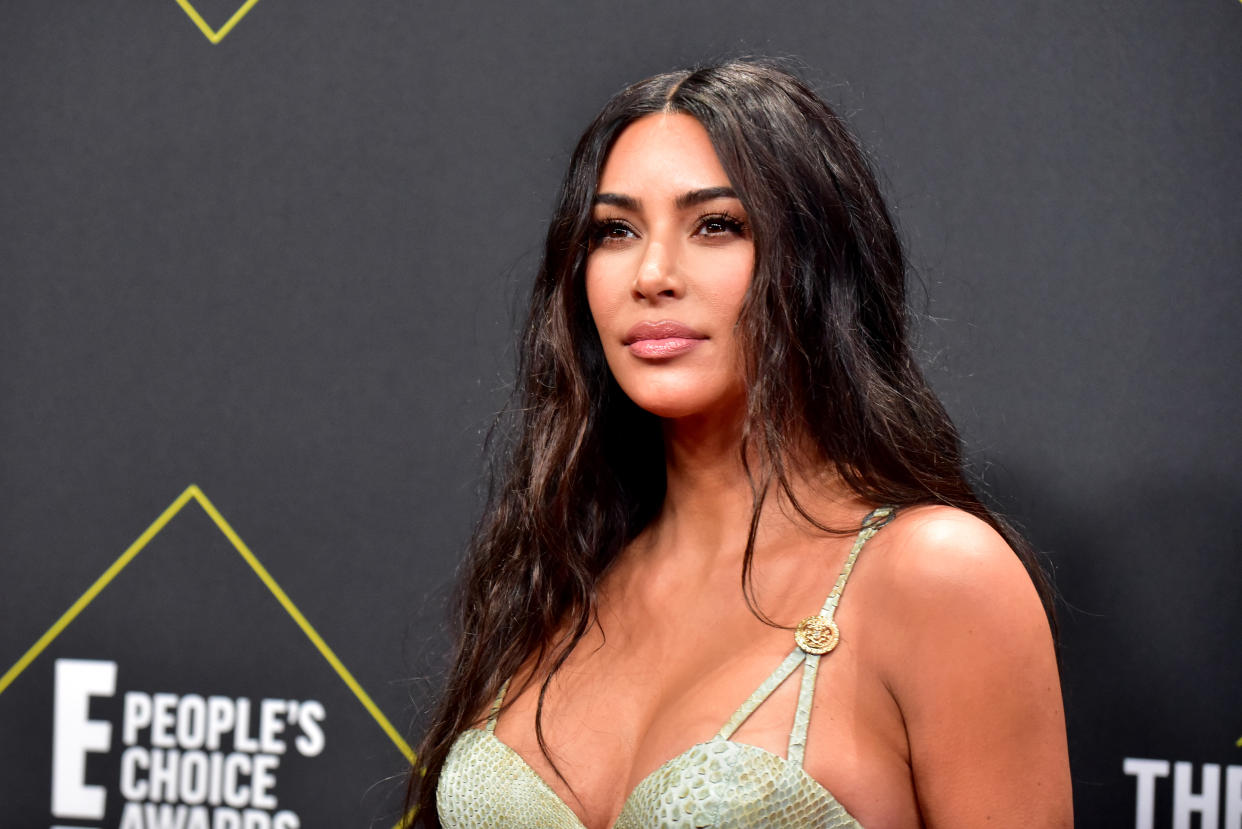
[174,0,263,43]
[0,484,415,765]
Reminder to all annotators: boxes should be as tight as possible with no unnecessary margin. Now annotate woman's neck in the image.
[658,417,754,559]
[649,410,857,568]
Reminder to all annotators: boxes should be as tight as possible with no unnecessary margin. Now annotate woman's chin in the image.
[621,389,746,424]
[610,361,746,423]
[633,400,703,420]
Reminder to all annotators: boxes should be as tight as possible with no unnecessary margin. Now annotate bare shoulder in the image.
[859,504,1072,826]
[869,499,1043,616]
[863,503,1053,689]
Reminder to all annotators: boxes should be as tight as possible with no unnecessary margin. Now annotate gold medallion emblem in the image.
[795,615,840,655]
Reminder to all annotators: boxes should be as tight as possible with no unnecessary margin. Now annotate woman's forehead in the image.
[597,113,734,199]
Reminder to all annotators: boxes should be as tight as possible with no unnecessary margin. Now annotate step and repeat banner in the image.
[2,2,1239,827]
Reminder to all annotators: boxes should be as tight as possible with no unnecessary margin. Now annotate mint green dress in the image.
[437,508,895,828]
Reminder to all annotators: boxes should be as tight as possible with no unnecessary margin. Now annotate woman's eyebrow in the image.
[675,186,737,209]
[594,192,639,210]
[594,187,738,211]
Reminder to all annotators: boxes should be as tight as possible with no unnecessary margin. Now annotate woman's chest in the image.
[490,603,919,828]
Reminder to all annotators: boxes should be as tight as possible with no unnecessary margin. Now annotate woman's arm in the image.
[878,507,1072,827]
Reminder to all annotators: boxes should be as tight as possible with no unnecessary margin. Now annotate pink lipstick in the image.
[623,320,706,359]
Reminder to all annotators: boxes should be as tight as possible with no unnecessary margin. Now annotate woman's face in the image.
[586,113,754,422]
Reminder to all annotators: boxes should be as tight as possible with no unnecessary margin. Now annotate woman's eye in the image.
[591,220,636,247]
[695,214,747,238]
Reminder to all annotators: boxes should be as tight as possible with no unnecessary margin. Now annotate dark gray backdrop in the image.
[3,2,1240,827]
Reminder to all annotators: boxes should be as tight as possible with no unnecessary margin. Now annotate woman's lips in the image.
[623,320,706,359]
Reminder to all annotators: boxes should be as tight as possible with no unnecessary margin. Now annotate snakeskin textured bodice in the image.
[437,508,894,828]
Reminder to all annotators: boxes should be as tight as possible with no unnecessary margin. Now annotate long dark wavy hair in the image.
[407,58,1055,825]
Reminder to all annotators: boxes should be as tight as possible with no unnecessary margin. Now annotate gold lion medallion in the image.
[795,615,840,655]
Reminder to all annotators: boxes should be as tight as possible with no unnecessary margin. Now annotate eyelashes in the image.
[694,212,748,238]
[589,217,638,247]
[588,212,750,248]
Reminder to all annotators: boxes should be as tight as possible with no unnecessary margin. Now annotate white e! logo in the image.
[52,658,117,820]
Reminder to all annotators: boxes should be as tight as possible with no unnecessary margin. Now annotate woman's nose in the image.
[632,237,681,300]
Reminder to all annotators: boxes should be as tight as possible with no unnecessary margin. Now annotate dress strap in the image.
[787,653,820,766]
[787,505,895,766]
[715,507,896,757]
[716,650,807,740]
[815,506,895,620]
[484,679,509,734]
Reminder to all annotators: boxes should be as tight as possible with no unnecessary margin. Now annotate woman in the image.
[412,59,1071,827]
